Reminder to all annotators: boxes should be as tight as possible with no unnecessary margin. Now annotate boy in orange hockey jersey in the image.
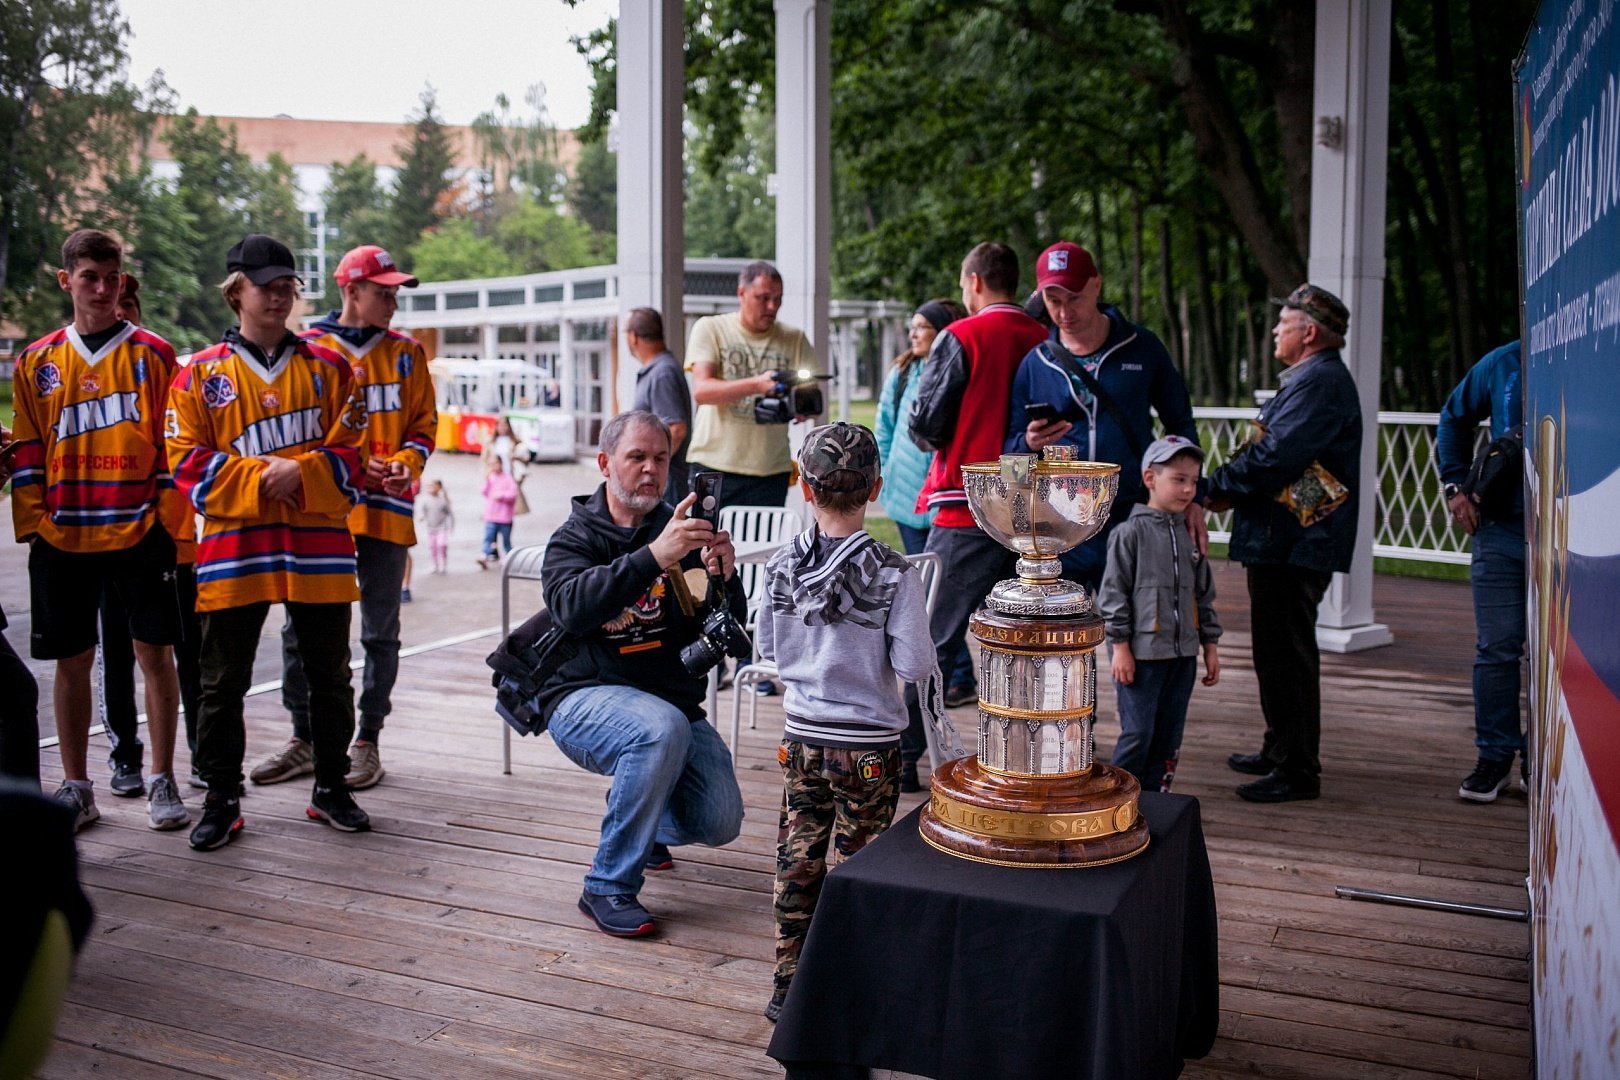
[9,228,186,833]
[167,234,371,850]
[253,244,435,792]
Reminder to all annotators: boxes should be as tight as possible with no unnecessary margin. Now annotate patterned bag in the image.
[1241,420,1349,527]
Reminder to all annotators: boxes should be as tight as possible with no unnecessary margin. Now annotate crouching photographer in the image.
[535,410,746,938]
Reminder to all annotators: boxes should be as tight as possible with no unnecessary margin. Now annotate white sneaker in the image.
[53,782,100,833]
[147,773,190,830]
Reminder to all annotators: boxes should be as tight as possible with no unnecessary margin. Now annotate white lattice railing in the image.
[1192,407,1474,566]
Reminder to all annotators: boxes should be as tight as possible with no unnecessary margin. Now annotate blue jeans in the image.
[1112,655,1197,792]
[1470,520,1527,762]
[482,521,513,558]
[548,684,744,896]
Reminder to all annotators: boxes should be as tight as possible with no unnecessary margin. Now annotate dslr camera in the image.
[754,368,829,425]
[678,470,755,678]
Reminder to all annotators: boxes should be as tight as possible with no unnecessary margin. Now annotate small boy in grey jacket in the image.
[1099,435,1222,792]
[756,422,949,1023]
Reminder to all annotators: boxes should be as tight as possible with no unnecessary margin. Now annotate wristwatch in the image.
[1443,482,1462,500]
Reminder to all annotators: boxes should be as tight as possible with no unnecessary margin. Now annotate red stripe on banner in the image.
[1563,634,1620,847]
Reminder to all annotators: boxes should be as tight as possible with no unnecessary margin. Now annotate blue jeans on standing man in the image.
[1112,655,1197,792]
[547,684,744,897]
[1470,519,1526,763]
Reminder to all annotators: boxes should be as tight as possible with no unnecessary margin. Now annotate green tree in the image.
[0,0,140,321]
[389,86,456,267]
[472,85,566,204]
[323,152,393,249]
[491,198,607,271]
[568,136,616,236]
[409,217,518,281]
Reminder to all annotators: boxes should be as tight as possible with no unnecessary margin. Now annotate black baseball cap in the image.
[227,234,298,285]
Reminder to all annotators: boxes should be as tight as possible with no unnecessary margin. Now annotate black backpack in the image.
[1462,425,1524,521]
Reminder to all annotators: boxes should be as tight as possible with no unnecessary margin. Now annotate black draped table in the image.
[766,791,1219,1080]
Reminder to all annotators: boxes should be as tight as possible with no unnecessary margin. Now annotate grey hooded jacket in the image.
[1098,504,1222,659]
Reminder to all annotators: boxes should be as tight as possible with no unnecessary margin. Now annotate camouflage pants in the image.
[774,740,901,992]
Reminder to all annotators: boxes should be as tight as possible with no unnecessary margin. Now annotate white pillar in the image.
[616,0,684,403]
[1308,0,1393,653]
[774,0,831,369]
[481,323,498,360]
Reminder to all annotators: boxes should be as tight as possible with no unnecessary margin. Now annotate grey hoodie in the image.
[1099,503,1222,660]
[756,528,936,748]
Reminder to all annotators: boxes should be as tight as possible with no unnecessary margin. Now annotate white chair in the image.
[729,550,946,769]
[703,505,804,721]
[499,544,549,775]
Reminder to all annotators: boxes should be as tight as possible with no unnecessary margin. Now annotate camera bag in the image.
[486,607,578,737]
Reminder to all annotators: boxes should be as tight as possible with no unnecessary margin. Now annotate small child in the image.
[478,459,519,569]
[756,423,942,1024]
[415,478,454,574]
[1099,434,1222,792]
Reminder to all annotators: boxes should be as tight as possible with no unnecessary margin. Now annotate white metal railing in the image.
[1192,407,1475,566]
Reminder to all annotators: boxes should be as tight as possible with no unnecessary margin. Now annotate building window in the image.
[496,325,527,343]
[410,294,438,312]
[442,326,480,346]
[445,291,480,310]
[534,285,565,303]
[572,279,608,300]
[488,288,525,307]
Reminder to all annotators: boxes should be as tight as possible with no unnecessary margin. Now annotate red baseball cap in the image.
[334,245,419,288]
[1035,241,1099,295]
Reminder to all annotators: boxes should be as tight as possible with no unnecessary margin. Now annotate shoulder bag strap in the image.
[1042,341,1149,464]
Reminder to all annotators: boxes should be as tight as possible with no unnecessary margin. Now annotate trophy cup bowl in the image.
[919,448,1149,868]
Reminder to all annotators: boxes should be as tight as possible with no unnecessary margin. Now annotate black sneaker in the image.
[765,989,788,1023]
[943,684,977,709]
[307,785,371,832]
[1459,757,1514,803]
[645,842,675,871]
[189,792,243,851]
[578,890,656,937]
[109,759,145,797]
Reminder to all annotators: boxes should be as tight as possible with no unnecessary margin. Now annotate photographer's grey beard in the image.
[609,471,661,514]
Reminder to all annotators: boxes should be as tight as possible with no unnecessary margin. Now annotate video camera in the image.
[754,368,831,425]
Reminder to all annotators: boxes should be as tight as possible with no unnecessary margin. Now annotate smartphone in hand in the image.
[690,471,723,527]
[1024,402,1062,424]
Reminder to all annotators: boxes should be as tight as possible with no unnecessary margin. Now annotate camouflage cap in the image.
[800,422,880,493]
[1274,283,1349,336]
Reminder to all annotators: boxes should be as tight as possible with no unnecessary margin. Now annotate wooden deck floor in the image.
[36,561,1529,1080]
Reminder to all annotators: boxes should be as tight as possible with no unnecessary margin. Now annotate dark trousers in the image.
[690,465,790,511]
[198,601,353,794]
[901,526,1014,766]
[1246,564,1332,780]
[102,563,203,766]
[285,536,405,734]
[895,522,974,690]
[1111,655,1197,791]
[0,626,40,782]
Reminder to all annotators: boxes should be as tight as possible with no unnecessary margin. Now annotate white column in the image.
[1308,0,1393,652]
[558,319,579,448]
[616,0,684,410]
[774,0,831,370]
[481,323,498,360]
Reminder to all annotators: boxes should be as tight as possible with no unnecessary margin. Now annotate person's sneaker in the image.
[749,678,779,697]
[250,738,315,784]
[52,783,100,833]
[109,759,145,797]
[188,766,208,790]
[189,792,243,850]
[307,785,372,832]
[645,842,674,872]
[943,684,977,709]
[400,588,412,603]
[1459,757,1515,803]
[146,773,189,830]
[1226,751,1270,776]
[343,741,386,790]
[578,890,656,937]
[765,990,788,1023]
[1518,756,1531,794]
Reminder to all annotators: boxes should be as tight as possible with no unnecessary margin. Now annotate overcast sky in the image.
[117,0,616,130]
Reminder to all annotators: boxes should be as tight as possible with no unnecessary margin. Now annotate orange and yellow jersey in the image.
[166,335,368,612]
[300,321,437,546]
[9,322,178,553]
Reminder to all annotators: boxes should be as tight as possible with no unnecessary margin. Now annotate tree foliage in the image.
[388,87,457,269]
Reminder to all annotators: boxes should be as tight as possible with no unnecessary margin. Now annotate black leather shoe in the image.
[1236,770,1320,803]
[1227,752,1270,776]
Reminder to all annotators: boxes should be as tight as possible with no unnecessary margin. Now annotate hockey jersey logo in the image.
[80,373,101,394]
[34,362,63,396]
[54,391,142,442]
[231,407,324,455]
[260,388,281,409]
[202,373,238,409]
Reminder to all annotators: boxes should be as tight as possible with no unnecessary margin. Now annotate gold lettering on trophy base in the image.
[971,624,1105,648]
[928,792,1130,840]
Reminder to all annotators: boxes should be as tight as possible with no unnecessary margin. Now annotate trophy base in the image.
[919,757,1150,868]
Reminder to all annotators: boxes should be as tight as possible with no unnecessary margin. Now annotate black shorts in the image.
[28,527,184,660]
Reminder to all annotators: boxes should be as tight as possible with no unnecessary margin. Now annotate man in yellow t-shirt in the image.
[685,262,816,509]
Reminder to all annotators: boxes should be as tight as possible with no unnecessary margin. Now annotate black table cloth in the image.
[766,791,1219,1080]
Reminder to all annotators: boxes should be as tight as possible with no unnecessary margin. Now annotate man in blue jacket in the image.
[1006,242,1204,593]
[1436,342,1526,803]
[1208,285,1362,803]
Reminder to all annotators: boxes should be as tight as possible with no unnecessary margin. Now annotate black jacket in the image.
[537,485,747,723]
[1209,349,1363,574]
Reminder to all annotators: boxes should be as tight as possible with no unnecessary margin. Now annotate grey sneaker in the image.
[53,783,100,833]
[250,738,315,784]
[188,766,208,790]
[147,773,189,830]
[343,741,386,790]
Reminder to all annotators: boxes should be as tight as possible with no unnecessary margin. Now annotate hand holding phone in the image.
[1024,402,1062,424]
